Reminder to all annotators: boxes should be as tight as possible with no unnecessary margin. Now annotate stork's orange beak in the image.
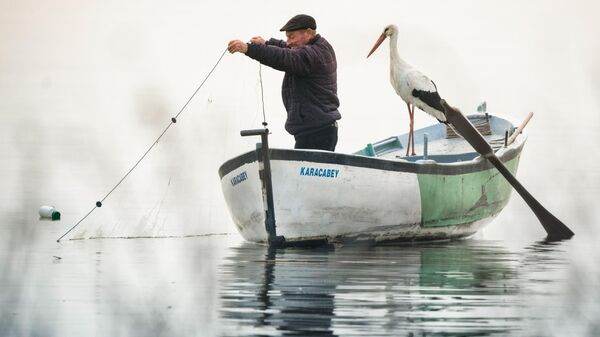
[367,33,387,58]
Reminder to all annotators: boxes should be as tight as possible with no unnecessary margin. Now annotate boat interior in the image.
[354,114,517,164]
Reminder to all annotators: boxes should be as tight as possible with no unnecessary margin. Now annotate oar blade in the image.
[440,100,574,241]
[486,156,574,241]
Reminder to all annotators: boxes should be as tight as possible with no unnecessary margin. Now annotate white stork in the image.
[367,24,447,156]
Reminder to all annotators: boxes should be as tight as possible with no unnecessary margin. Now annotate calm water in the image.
[219,240,597,337]
[2,223,599,336]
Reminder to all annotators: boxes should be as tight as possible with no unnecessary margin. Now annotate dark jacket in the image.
[245,34,341,135]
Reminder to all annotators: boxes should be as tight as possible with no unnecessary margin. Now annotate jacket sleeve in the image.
[246,42,314,76]
[265,38,287,48]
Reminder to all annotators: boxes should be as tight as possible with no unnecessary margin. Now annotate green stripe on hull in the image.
[417,156,521,228]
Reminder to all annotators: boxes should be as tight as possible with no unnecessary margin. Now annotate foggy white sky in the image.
[1,0,599,239]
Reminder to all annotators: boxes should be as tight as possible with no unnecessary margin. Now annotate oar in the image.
[440,100,574,241]
[507,111,534,146]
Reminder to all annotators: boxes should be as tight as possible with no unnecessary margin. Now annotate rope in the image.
[259,63,268,127]
[57,48,228,242]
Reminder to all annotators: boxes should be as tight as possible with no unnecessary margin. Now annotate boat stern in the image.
[219,151,268,242]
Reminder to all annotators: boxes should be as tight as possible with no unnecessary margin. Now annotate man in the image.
[228,14,341,151]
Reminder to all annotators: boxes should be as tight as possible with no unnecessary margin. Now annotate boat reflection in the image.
[218,240,553,336]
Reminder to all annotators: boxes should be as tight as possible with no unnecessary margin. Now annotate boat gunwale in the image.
[219,114,527,178]
[218,137,525,178]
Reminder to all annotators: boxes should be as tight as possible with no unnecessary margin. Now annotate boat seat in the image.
[447,115,492,139]
[364,136,403,157]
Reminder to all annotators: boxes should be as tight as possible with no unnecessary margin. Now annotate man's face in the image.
[286,29,312,48]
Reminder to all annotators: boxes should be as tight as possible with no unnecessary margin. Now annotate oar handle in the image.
[507,112,534,146]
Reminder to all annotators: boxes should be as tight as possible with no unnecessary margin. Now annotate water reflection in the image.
[219,240,572,336]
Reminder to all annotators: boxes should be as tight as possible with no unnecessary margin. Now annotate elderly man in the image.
[228,14,341,151]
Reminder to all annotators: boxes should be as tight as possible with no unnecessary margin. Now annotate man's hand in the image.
[250,36,265,45]
[227,40,248,54]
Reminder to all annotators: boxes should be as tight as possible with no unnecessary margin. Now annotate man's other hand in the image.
[227,40,248,54]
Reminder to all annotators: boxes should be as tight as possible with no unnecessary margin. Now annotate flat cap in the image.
[280,14,316,32]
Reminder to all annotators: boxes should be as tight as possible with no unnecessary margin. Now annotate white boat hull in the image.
[219,114,525,244]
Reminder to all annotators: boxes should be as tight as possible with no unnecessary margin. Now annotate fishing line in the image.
[258,63,268,127]
[57,48,228,242]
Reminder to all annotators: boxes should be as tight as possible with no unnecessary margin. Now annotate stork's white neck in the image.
[389,32,410,71]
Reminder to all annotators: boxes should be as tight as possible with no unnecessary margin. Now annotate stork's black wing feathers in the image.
[411,81,446,123]
[411,89,443,112]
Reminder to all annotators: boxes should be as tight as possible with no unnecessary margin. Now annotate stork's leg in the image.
[406,103,412,156]
[410,104,416,156]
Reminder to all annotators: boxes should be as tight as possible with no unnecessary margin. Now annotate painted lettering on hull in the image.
[299,167,340,178]
[230,171,248,186]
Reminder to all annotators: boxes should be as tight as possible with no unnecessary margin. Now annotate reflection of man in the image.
[220,245,336,336]
[227,14,342,151]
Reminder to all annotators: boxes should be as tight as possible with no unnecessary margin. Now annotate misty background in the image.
[2,0,599,239]
[1,1,599,335]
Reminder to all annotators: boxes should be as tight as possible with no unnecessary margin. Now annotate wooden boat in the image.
[218,112,525,246]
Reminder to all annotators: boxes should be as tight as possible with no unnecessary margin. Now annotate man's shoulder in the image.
[304,35,336,63]
[305,35,334,53]
[309,34,329,46]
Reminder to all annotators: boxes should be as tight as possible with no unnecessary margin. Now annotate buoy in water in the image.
[39,205,61,221]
